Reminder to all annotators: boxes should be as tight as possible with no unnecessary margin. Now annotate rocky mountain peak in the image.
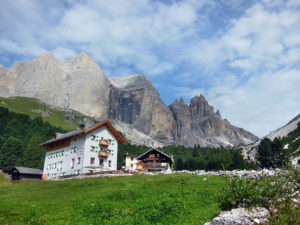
[33,52,58,63]
[189,94,215,118]
[216,110,222,118]
[179,97,186,105]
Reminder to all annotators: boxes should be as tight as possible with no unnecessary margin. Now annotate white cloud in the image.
[52,47,76,60]
[204,69,300,137]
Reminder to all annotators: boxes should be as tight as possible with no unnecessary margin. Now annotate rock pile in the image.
[204,207,270,225]
[156,168,283,178]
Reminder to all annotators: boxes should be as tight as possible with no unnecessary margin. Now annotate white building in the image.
[41,120,125,180]
[124,154,139,171]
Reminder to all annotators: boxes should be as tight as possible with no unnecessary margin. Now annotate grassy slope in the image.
[0,174,224,225]
[0,96,95,131]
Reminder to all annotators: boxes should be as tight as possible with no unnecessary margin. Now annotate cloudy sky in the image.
[0,0,299,137]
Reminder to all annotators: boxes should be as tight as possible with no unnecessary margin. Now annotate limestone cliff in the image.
[109,75,175,145]
[0,52,110,119]
[0,52,259,147]
[169,95,258,147]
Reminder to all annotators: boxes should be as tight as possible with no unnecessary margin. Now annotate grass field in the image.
[0,174,225,225]
[0,96,97,131]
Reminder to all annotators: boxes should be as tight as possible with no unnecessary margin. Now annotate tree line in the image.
[118,143,256,170]
[0,107,65,172]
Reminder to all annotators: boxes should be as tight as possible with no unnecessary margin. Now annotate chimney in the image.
[79,124,85,131]
[52,133,57,139]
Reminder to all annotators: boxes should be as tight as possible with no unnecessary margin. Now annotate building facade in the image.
[124,149,173,172]
[124,154,139,171]
[41,121,125,180]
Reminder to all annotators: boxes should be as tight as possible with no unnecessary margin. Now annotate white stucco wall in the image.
[124,155,138,170]
[43,135,85,179]
[43,125,119,180]
[82,126,118,174]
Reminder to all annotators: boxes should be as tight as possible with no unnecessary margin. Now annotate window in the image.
[71,158,75,168]
[131,163,133,168]
[77,157,81,164]
[108,160,111,167]
[90,157,95,165]
[90,146,95,152]
[131,157,134,161]
[99,159,104,166]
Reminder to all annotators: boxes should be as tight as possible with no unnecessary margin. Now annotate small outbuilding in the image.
[11,167,43,181]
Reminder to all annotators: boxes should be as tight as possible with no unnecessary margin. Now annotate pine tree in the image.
[0,137,24,171]
[22,134,44,169]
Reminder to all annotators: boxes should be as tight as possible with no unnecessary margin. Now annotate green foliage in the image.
[0,174,225,224]
[219,170,299,211]
[257,121,300,168]
[258,137,291,168]
[0,106,65,171]
[22,134,44,169]
[0,137,24,171]
[268,205,300,225]
[0,96,98,131]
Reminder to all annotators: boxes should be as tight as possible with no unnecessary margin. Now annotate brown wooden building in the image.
[137,149,172,172]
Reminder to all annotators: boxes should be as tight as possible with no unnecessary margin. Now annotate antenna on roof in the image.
[79,124,85,131]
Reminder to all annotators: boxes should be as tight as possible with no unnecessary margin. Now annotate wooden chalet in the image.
[137,149,172,172]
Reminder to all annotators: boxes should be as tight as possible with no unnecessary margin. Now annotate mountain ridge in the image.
[0,52,259,147]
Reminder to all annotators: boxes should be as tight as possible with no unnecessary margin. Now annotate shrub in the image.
[219,170,299,211]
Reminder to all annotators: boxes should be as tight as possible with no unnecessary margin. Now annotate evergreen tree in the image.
[22,134,44,169]
[192,145,198,157]
[175,157,184,170]
[0,137,24,171]
[257,138,272,168]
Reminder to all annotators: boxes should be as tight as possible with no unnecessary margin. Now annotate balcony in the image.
[99,139,109,147]
[144,163,168,170]
[98,150,109,158]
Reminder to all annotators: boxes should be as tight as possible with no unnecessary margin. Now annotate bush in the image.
[219,170,299,211]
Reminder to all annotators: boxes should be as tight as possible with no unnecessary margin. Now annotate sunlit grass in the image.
[0,174,225,225]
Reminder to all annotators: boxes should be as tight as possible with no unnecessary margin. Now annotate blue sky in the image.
[0,0,299,137]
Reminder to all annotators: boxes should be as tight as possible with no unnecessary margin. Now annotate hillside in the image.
[242,113,300,164]
[0,174,225,225]
[0,96,97,131]
[0,96,166,147]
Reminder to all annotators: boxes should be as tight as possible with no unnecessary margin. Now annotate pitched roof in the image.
[40,120,125,146]
[13,167,43,175]
[137,148,171,160]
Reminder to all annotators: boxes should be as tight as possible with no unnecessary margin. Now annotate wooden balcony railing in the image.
[98,150,109,158]
[144,164,168,170]
[99,139,109,147]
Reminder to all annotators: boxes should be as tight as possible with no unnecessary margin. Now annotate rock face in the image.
[0,53,259,147]
[109,75,175,145]
[0,52,111,120]
[169,95,258,147]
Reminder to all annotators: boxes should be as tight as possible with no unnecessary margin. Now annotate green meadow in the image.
[0,174,224,225]
[0,96,97,131]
